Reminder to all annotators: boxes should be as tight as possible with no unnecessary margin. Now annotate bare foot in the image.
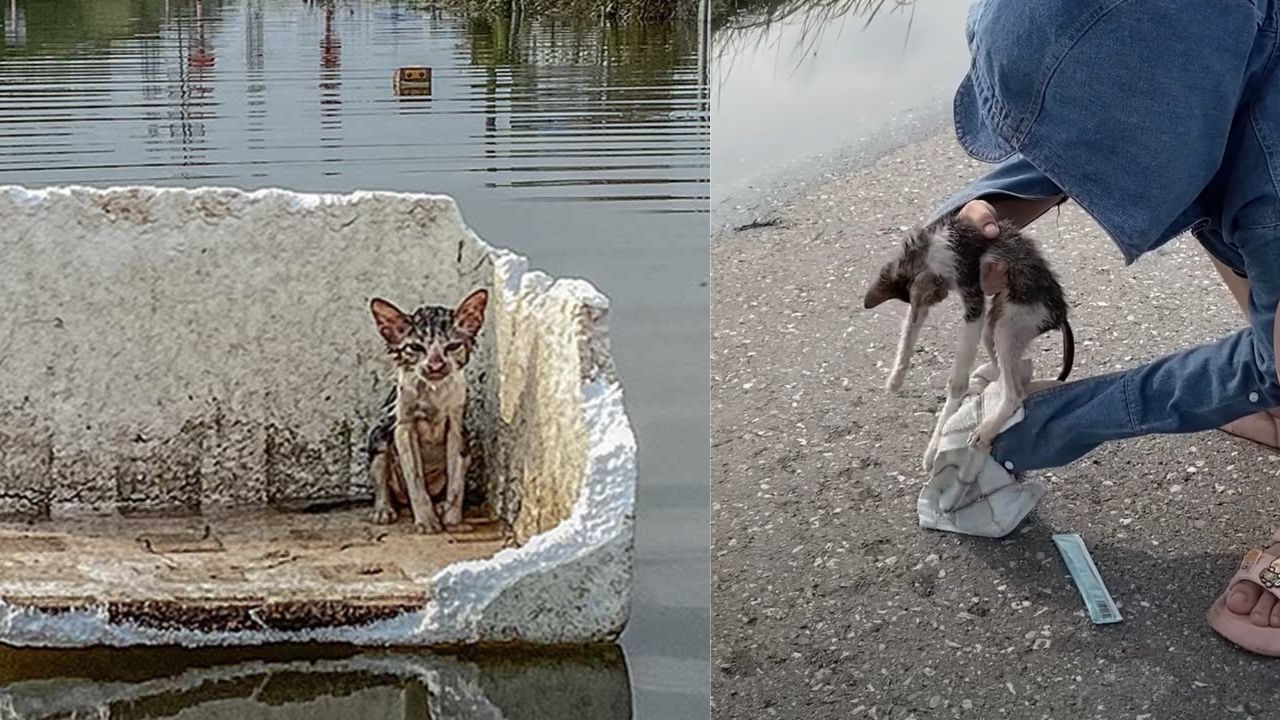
[1216,410,1280,627]
[1220,408,1280,448]
[1224,540,1280,627]
[957,199,1001,239]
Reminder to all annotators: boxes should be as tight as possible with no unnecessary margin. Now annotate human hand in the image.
[956,199,1001,240]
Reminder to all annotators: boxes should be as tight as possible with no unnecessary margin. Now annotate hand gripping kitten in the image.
[366,289,488,533]
[864,217,1074,472]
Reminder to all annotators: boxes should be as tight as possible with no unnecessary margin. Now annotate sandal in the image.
[1207,530,1280,656]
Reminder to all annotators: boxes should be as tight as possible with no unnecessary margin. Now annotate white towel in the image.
[917,360,1048,538]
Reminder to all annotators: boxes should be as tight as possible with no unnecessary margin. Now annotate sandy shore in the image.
[711,130,1280,719]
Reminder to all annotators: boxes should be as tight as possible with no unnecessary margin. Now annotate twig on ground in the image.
[734,216,783,231]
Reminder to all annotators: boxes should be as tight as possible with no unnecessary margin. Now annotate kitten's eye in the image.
[403,342,426,354]
[444,341,463,353]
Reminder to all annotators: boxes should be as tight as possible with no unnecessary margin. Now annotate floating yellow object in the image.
[394,66,432,96]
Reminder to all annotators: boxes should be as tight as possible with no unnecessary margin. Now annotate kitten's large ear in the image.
[454,289,489,336]
[979,257,1009,295]
[863,278,894,309]
[370,298,412,344]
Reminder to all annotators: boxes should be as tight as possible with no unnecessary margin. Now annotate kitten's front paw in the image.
[886,371,906,392]
[371,507,397,525]
[434,501,464,528]
[443,507,463,528]
[414,517,445,534]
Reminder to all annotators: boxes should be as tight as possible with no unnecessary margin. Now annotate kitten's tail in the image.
[1057,321,1075,381]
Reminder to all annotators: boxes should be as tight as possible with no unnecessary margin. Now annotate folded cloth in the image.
[917,360,1048,538]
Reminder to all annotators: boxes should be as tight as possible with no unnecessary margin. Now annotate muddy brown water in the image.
[0,0,708,717]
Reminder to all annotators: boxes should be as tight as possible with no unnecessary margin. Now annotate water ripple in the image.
[0,0,708,214]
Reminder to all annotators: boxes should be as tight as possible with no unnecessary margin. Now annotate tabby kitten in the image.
[864,217,1073,470]
[366,289,488,533]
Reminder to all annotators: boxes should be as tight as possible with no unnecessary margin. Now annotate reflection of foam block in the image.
[0,648,631,719]
[394,66,432,96]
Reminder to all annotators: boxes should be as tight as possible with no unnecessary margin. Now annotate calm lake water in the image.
[711,0,969,223]
[0,1,708,718]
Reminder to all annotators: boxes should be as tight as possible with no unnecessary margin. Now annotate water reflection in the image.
[0,2,708,716]
[0,645,630,719]
[318,1,343,172]
[3,0,22,46]
[714,0,911,35]
[0,0,707,212]
[713,0,919,93]
[246,0,267,161]
[711,0,967,217]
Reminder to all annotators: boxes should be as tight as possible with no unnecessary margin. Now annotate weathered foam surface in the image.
[0,185,636,646]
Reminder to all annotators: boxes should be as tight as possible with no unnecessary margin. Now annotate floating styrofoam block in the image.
[0,186,636,646]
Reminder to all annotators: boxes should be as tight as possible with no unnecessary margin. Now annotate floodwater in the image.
[711,0,970,222]
[0,644,633,718]
[0,1,708,718]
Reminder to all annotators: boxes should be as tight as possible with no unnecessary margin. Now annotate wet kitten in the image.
[864,217,1074,470]
[366,289,488,533]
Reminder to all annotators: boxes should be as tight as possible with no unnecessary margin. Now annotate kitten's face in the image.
[370,289,488,383]
[865,256,915,308]
[863,228,948,309]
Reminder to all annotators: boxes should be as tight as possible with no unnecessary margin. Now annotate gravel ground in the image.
[710,132,1280,720]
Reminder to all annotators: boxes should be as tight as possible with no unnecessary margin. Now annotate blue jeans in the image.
[931,0,1280,472]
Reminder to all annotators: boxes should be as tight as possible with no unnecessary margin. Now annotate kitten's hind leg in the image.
[982,308,998,369]
[922,313,984,471]
[367,418,397,525]
[887,301,931,392]
[969,316,1034,449]
[973,312,1001,381]
[370,451,397,525]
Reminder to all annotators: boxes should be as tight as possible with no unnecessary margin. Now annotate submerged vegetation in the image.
[0,0,704,62]
[463,12,700,69]
[0,0,168,55]
[446,0,696,23]
[0,0,698,49]
[712,0,913,34]
[711,0,913,86]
